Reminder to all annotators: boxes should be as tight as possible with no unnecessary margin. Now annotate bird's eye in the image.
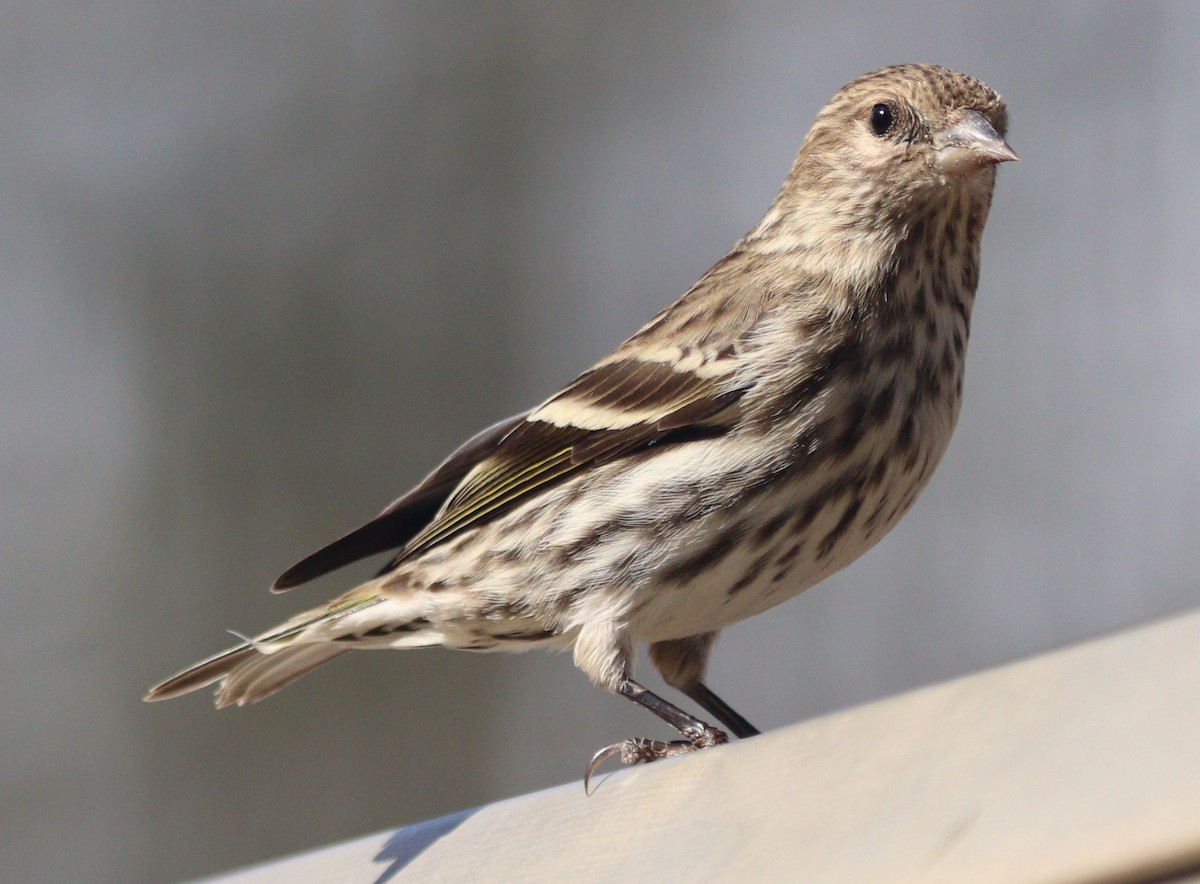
[870,103,894,137]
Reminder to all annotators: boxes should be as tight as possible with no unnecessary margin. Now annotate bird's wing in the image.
[275,251,766,589]
[272,411,531,590]
[395,356,750,561]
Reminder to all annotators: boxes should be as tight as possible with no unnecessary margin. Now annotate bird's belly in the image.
[626,424,950,643]
[407,389,958,649]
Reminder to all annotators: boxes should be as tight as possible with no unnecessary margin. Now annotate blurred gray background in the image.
[3,2,1197,881]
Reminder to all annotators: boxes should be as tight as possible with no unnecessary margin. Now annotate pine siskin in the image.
[146,64,1015,783]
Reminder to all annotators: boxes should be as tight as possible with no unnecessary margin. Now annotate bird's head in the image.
[750,64,1015,265]
[798,64,1014,206]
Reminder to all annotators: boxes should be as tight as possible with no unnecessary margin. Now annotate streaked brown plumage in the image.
[146,64,1015,780]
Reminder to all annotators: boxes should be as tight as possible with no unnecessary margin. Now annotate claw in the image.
[583,727,730,794]
[584,741,628,795]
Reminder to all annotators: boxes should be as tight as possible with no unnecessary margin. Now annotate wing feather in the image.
[271,410,530,590]
[397,357,749,559]
[274,248,771,587]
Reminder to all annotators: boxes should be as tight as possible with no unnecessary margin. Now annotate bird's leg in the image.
[618,677,729,743]
[685,682,760,739]
[649,633,761,739]
[585,677,729,792]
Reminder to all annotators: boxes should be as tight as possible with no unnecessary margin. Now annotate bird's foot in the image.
[584,726,728,794]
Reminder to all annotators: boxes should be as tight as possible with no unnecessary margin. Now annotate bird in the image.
[146,63,1015,786]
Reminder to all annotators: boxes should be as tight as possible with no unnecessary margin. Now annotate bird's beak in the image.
[934,111,1018,174]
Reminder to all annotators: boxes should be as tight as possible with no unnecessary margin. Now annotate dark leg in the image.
[686,683,760,739]
[585,677,729,793]
[649,634,761,739]
[617,677,728,742]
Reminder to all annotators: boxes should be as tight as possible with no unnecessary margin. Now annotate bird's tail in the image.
[144,641,352,707]
[144,588,435,707]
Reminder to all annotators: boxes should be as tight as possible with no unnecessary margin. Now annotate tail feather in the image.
[144,641,350,706]
[144,643,259,702]
[215,644,349,708]
[144,590,438,707]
